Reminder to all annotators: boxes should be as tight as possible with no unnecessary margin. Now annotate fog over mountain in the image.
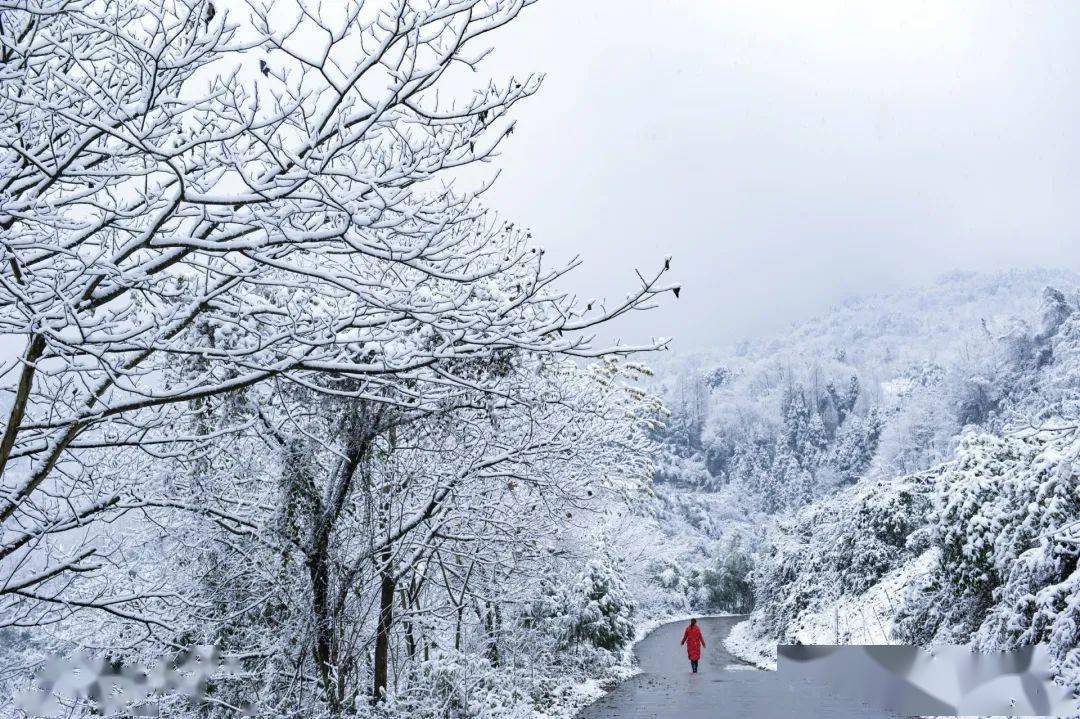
[478,0,1080,349]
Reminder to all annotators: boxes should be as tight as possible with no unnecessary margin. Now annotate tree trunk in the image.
[372,547,395,702]
[308,421,373,717]
[484,601,501,666]
[400,587,417,661]
[309,546,344,717]
[0,334,44,491]
[454,604,465,651]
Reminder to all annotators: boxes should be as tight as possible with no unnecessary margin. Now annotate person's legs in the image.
[691,659,699,673]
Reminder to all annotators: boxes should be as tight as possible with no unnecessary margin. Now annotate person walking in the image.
[681,618,706,673]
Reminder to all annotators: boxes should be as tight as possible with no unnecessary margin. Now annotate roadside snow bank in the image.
[531,676,608,719]
[787,549,938,645]
[723,618,776,670]
[725,552,938,672]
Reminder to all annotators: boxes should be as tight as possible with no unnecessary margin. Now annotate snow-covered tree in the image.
[564,556,636,652]
[895,429,1080,694]
[0,0,676,632]
[24,355,660,715]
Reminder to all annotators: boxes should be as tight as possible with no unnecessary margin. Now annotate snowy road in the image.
[578,616,901,719]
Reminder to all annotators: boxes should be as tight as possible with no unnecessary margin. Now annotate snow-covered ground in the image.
[725,550,940,672]
[786,549,939,645]
[532,678,609,719]
[723,618,777,671]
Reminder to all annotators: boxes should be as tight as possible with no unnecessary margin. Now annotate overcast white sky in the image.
[471,0,1080,350]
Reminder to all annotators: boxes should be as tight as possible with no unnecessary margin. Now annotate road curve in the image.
[578,616,900,719]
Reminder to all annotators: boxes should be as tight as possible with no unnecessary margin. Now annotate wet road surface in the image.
[578,616,901,719]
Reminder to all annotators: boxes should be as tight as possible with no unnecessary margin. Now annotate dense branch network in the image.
[0,0,674,698]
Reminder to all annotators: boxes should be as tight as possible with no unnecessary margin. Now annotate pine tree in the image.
[806,413,828,468]
[843,375,861,419]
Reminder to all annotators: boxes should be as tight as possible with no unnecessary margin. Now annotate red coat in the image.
[681,624,705,661]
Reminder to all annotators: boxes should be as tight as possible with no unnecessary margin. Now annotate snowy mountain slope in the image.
[649,269,1080,501]
[732,426,1080,699]
[724,549,940,671]
[699,268,1080,374]
[626,267,1080,712]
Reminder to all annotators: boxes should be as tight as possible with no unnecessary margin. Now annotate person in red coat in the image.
[681,618,706,673]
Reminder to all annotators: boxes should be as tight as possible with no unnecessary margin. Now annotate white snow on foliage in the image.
[660,272,1080,709]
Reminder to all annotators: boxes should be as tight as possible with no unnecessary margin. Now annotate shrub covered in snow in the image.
[737,425,1080,696]
[522,553,640,657]
[387,650,533,719]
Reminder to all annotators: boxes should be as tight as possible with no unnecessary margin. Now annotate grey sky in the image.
[475,0,1080,351]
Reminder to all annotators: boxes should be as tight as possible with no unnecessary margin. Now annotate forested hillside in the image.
[652,269,1079,502]
[645,270,1080,699]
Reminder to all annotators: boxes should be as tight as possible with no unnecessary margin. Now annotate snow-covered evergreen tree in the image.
[565,557,637,652]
